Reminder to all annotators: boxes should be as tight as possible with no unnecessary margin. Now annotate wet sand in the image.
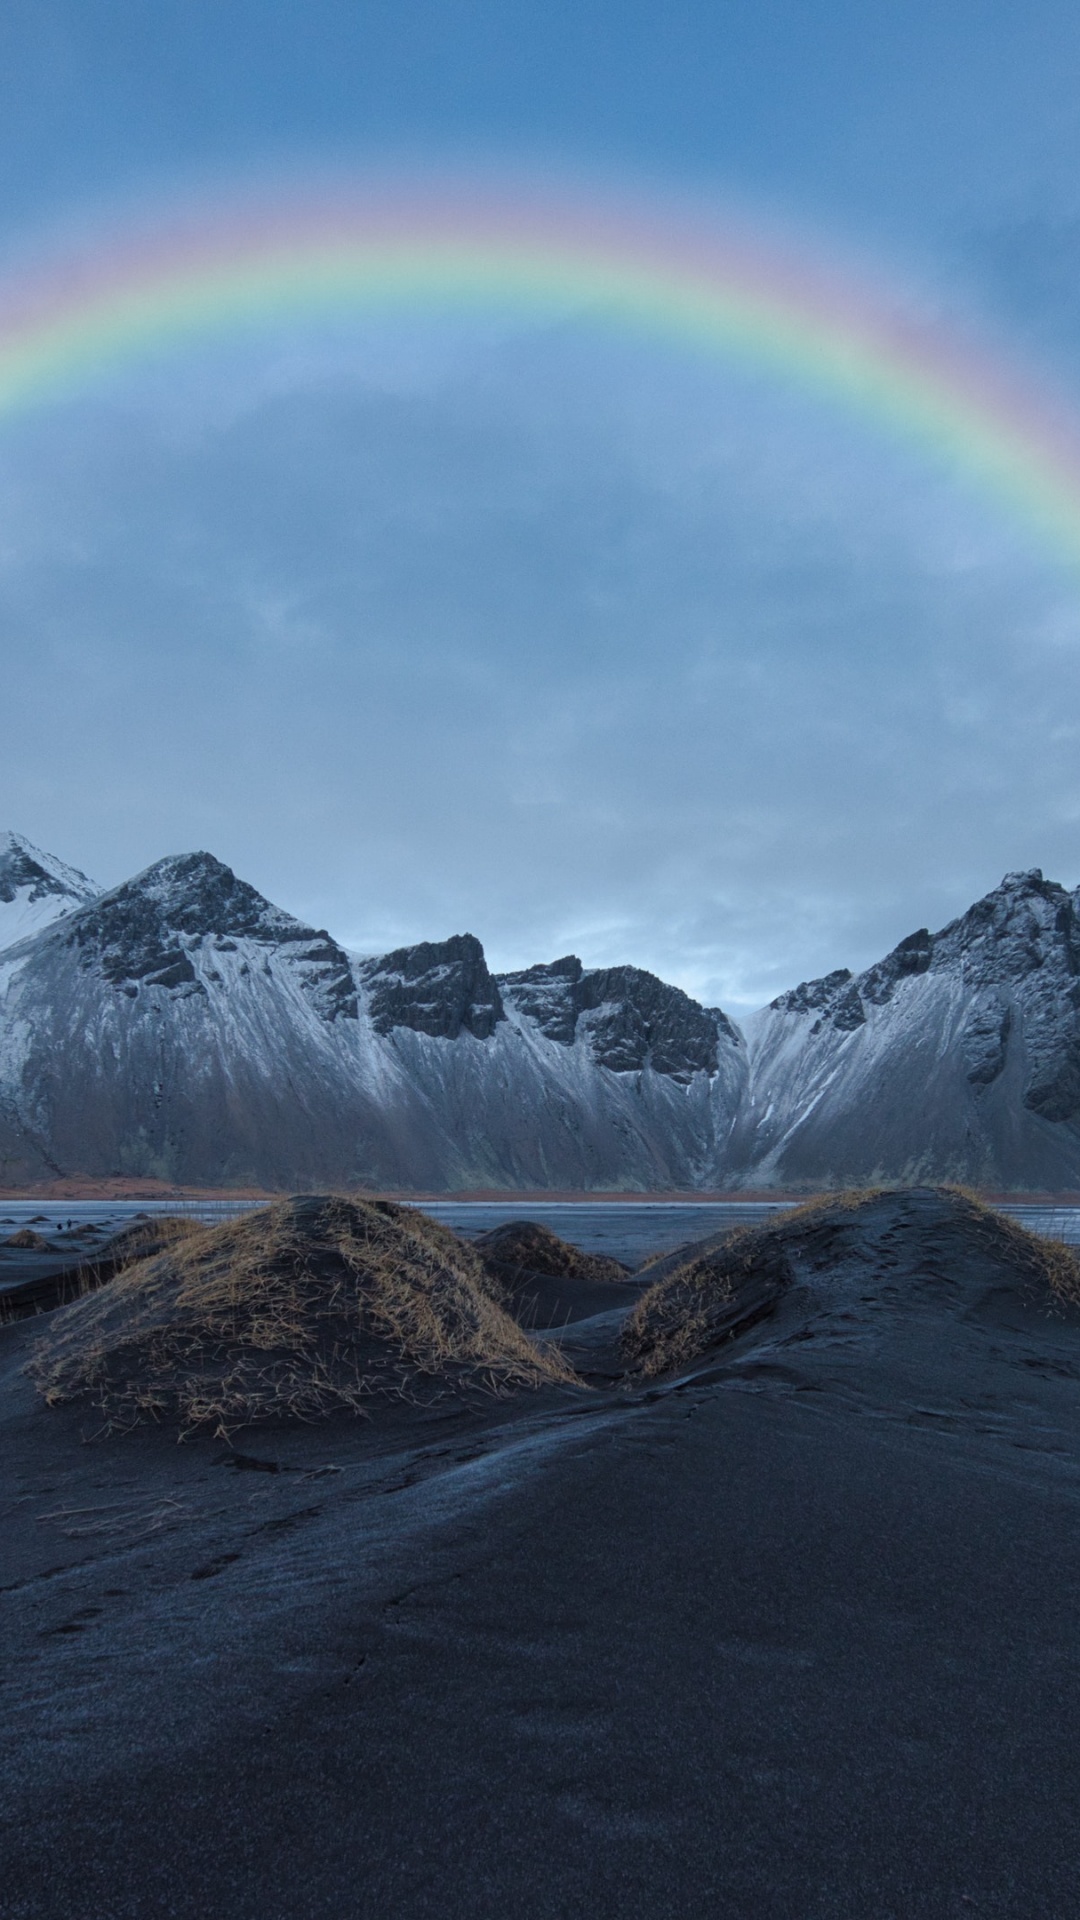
[4,1190,1080,1918]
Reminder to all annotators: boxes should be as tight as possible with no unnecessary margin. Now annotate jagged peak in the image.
[769,967,854,1016]
[360,932,504,1040]
[500,952,727,1078]
[0,832,99,954]
[73,850,304,943]
[363,930,491,980]
[0,831,98,903]
[500,954,583,987]
[767,866,1080,1033]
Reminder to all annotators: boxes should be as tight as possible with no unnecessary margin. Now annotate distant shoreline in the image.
[4,1178,1080,1205]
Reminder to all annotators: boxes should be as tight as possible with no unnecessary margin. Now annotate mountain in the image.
[4,842,1080,1191]
[0,832,98,950]
[0,850,746,1190]
[731,868,1080,1189]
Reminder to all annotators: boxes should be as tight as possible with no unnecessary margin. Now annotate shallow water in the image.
[2,1195,1080,1286]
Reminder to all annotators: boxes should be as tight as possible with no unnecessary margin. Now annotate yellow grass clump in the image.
[621,1220,790,1381]
[939,1188,1080,1308]
[27,1195,578,1436]
[93,1213,204,1263]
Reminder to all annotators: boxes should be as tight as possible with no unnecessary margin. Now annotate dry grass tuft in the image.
[775,1186,890,1228]
[27,1195,578,1436]
[94,1213,203,1264]
[934,1187,1080,1308]
[621,1221,790,1380]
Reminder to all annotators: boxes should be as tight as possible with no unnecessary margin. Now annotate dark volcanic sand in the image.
[4,1189,1080,1918]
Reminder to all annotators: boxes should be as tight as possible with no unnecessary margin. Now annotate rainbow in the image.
[1,177,1079,563]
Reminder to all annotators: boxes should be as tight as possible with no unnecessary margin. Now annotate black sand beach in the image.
[4,1189,1080,1918]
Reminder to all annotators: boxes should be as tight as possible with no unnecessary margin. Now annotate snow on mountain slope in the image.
[0,832,98,951]
[0,851,747,1189]
[8,840,1080,1192]
[731,869,1080,1189]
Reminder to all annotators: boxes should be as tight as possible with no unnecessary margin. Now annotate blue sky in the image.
[4,1,1080,1012]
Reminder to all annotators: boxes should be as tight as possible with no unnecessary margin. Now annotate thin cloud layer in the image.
[1,318,1078,1013]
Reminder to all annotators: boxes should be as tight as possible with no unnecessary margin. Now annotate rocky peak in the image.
[579,966,723,1080]
[768,871,1080,1039]
[934,869,1079,986]
[770,968,854,1018]
[96,852,300,942]
[64,851,357,1020]
[500,956,726,1081]
[360,934,505,1040]
[762,867,1080,1123]
[0,832,98,950]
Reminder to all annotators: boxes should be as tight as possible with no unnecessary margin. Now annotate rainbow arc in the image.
[1,182,1079,562]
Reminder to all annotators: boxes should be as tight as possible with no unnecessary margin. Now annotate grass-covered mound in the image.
[28,1195,577,1435]
[621,1186,1080,1382]
[3,1227,52,1250]
[472,1220,628,1286]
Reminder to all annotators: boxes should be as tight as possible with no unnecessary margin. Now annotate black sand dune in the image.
[4,1188,1080,1918]
[472,1217,635,1341]
[473,1217,630,1286]
[623,1183,1080,1379]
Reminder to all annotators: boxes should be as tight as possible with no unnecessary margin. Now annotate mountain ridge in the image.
[0,841,745,1190]
[3,836,1080,1191]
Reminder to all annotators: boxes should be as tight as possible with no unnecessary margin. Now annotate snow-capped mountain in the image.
[0,849,746,1189]
[731,868,1080,1189]
[3,842,1080,1191]
[0,832,98,951]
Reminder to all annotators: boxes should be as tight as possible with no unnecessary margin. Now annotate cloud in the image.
[0,317,1078,1013]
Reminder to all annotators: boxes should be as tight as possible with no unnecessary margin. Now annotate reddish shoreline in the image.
[3,1178,1080,1205]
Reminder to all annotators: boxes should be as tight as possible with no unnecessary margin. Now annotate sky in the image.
[4,2,1080,1013]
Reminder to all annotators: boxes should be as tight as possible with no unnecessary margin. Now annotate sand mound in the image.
[4,1228,52,1250]
[28,1195,577,1435]
[473,1220,628,1286]
[622,1186,1080,1381]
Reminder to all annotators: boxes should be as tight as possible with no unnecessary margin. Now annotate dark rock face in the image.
[933,870,1080,1122]
[500,956,724,1082]
[860,928,934,1005]
[770,968,854,1018]
[962,996,1012,1088]
[578,967,720,1079]
[499,957,583,1045]
[360,934,505,1040]
[68,853,358,1021]
[0,841,73,908]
